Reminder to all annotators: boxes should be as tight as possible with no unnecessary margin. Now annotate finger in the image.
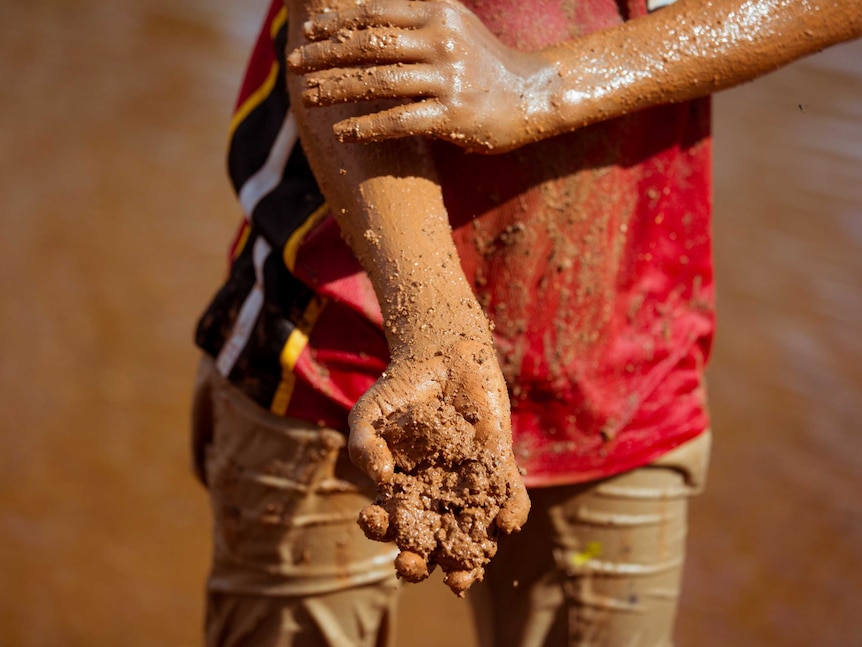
[348,414,395,485]
[303,65,446,107]
[348,388,395,483]
[303,0,431,41]
[333,99,447,142]
[448,371,505,446]
[444,568,480,596]
[288,28,431,73]
[444,344,510,446]
[394,550,430,582]
[357,504,391,541]
[495,461,530,533]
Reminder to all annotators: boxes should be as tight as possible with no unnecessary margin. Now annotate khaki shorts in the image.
[192,356,710,646]
[470,431,710,647]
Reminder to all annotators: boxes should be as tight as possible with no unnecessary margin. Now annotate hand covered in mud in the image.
[287,0,555,153]
[349,338,530,595]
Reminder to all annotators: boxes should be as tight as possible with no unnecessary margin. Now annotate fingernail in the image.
[333,121,358,141]
[302,87,319,106]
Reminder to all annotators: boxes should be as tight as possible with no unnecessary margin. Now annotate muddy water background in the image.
[1,0,860,645]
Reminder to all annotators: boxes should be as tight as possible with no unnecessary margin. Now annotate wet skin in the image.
[283,0,860,591]
[290,0,862,152]
[285,0,531,592]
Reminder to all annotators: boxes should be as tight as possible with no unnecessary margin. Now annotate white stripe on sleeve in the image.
[216,236,272,377]
[238,110,298,219]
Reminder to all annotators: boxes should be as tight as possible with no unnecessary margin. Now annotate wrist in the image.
[513,50,573,143]
[382,280,494,361]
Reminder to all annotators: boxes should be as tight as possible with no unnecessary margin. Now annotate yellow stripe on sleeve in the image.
[227,8,288,141]
[270,6,287,39]
[270,295,327,416]
[231,222,252,261]
[283,203,329,272]
[228,63,280,141]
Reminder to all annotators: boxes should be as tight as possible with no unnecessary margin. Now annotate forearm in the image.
[534,0,862,137]
[286,1,529,547]
[285,0,492,355]
[288,0,860,152]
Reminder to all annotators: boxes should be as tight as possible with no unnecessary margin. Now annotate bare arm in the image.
[284,0,530,589]
[539,0,862,138]
[289,0,862,152]
[285,0,477,357]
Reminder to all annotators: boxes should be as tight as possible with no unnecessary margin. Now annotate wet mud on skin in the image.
[1,0,861,645]
[359,395,513,594]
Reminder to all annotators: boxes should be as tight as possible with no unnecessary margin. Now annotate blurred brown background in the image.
[0,0,860,645]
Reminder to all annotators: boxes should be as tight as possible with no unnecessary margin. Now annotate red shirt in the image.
[198,0,713,487]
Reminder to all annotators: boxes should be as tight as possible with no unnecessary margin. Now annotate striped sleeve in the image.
[196,0,340,417]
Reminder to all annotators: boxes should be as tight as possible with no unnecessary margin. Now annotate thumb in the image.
[495,460,530,533]
[348,398,395,484]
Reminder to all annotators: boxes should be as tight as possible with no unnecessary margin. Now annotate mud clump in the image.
[357,399,511,595]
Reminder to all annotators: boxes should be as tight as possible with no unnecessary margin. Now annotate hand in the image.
[349,338,530,594]
[287,0,557,153]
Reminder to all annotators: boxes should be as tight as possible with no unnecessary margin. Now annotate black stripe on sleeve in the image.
[249,142,324,250]
[226,22,290,193]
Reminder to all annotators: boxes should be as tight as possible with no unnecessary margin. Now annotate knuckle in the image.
[368,1,389,19]
[438,3,463,29]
